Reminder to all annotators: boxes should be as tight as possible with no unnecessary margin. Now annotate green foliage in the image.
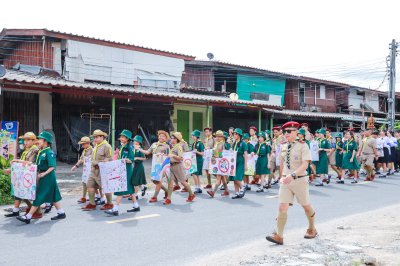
[0,155,14,205]
[394,121,400,131]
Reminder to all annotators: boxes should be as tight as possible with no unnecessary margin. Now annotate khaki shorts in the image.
[268,154,276,169]
[362,154,375,167]
[87,168,101,189]
[328,152,336,165]
[279,176,310,205]
[170,163,186,183]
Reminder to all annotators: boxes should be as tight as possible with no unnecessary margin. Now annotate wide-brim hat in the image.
[223,131,229,139]
[92,129,108,137]
[37,131,53,144]
[22,132,36,140]
[319,128,327,135]
[265,130,271,136]
[258,132,266,139]
[335,133,343,138]
[171,132,183,142]
[191,130,201,138]
[157,130,170,140]
[215,130,224,137]
[233,128,243,136]
[298,128,306,136]
[133,135,143,144]
[282,121,300,130]
[119,129,133,140]
[243,133,250,140]
[78,136,91,144]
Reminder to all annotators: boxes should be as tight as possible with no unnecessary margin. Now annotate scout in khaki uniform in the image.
[255,132,271,193]
[71,136,93,204]
[243,133,255,191]
[266,122,317,245]
[105,130,140,216]
[207,130,227,198]
[5,132,41,219]
[203,127,215,189]
[269,126,283,186]
[191,130,204,194]
[82,129,113,211]
[17,131,66,224]
[230,128,248,199]
[249,126,258,144]
[315,129,331,186]
[359,129,378,181]
[164,132,195,205]
[326,129,340,178]
[341,131,360,183]
[136,130,170,203]
[174,136,190,192]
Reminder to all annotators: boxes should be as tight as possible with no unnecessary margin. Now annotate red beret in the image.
[348,128,355,132]
[282,121,300,130]
[203,127,212,131]
[326,128,331,132]
[272,126,281,131]
[301,123,309,127]
[249,126,257,131]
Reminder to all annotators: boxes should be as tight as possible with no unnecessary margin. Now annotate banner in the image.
[183,152,197,175]
[310,141,319,161]
[151,154,170,182]
[82,157,91,184]
[0,121,19,159]
[245,154,258,176]
[202,149,212,170]
[11,163,37,200]
[0,137,9,159]
[99,159,127,193]
[209,150,237,176]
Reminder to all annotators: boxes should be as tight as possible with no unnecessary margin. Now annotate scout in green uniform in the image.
[105,130,140,216]
[341,131,360,183]
[17,131,66,224]
[315,129,331,186]
[334,134,344,183]
[266,121,317,245]
[132,135,147,192]
[5,132,41,219]
[243,133,255,191]
[230,128,248,199]
[191,130,204,194]
[207,130,228,198]
[255,132,271,193]
[71,136,93,204]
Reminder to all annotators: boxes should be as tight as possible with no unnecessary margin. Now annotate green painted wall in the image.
[236,75,286,105]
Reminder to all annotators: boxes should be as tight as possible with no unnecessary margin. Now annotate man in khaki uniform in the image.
[360,129,378,181]
[203,127,215,189]
[82,130,113,211]
[269,126,283,186]
[266,121,317,245]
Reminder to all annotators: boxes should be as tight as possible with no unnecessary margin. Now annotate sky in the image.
[1,0,400,90]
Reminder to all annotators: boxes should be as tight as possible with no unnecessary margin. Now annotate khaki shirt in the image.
[147,142,170,155]
[213,140,225,157]
[91,141,112,166]
[180,141,190,152]
[78,146,93,165]
[362,137,377,154]
[204,136,215,150]
[271,135,284,154]
[170,144,183,163]
[20,145,39,163]
[279,140,311,176]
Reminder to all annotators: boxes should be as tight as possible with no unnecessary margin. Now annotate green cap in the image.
[258,132,266,139]
[133,135,143,144]
[319,128,326,135]
[18,138,24,145]
[120,129,133,140]
[243,133,250,140]
[37,131,53,144]
[336,133,343,138]
[298,128,306,136]
[223,131,229,139]
[265,130,271,136]
[316,129,320,134]
[234,128,243,136]
[191,130,201,138]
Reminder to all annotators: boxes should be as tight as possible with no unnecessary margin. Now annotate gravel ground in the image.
[191,204,400,266]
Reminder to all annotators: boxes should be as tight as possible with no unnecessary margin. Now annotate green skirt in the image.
[342,152,360,170]
[115,165,134,196]
[335,151,343,168]
[256,156,270,175]
[230,158,245,181]
[316,153,329,174]
[33,171,62,206]
[193,156,203,176]
[132,162,147,186]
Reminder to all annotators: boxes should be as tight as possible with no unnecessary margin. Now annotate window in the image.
[299,82,305,104]
[319,85,326,99]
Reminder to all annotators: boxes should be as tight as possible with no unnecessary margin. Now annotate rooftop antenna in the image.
[207,52,214,61]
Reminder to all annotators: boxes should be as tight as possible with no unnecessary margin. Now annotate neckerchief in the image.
[36,147,50,164]
[21,145,37,161]
[93,140,111,159]
[257,142,266,155]
[118,144,126,159]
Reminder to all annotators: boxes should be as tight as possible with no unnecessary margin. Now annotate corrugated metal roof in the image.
[0,70,282,108]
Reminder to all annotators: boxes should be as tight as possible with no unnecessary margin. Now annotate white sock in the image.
[112,205,119,211]
[57,208,65,214]
[95,194,100,198]
[26,213,32,219]
[133,202,139,208]
[13,208,19,212]
[101,196,106,201]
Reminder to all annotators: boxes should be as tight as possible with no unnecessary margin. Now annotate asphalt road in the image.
[1,175,400,266]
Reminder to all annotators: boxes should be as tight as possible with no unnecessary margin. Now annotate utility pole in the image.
[388,39,397,131]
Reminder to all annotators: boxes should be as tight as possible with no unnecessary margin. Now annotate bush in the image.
[0,155,14,205]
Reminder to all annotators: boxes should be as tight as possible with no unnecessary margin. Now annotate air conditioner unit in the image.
[310,106,320,112]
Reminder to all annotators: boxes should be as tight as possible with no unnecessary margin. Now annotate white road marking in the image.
[265,195,279,199]
[106,214,160,224]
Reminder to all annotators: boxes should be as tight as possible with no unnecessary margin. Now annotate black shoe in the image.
[194,189,202,194]
[256,188,264,193]
[326,176,331,184]
[105,210,119,216]
[127,207,140,213]
[219,186,225,191]
[245,185,251,191]
[44,204,53,214]
[4,211,19,217]
[336,180,344,184]
[232,194,241,199]
[51,213,66,220]
[141,186,147,197]
[136,195,139,200]
[16,215,31,224]
[272,180,279,185]
[379,174,387,178]
[315,183,324,187]
[351,180,358,184]
[96,200,106,206]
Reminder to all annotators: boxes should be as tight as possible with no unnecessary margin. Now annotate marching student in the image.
[5,132,41,219]
[326,129,340,179]
[207,130,227,198]
[298,128,312,181]
[243,133,255,191]
[16,131,66,224]
[131,135,147,197]
[358,129,378,182]
[255,132,271,193]
[376,131,389,177]
[334,134,345,183]
[341,131,360,183]
[315,129,331,186]
[71,136,93,204]
[269,126,283,186]
[227,127,235,145]
[387,131,397,175]
[82,129,113,211]
[177,136,190,192]
[203,127,215,189]
[165,132,195,205]
[105,130,139,216]
[230,128,248,199]
[191,130,204,194]
[395,131,400,172]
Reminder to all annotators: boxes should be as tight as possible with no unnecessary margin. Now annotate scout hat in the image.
[157,130,170,140]
[249,126,257,131]
[215,130,224,137]
[22,132,37,140]
[243,133,250,140]
[336,133,343,138]
[203,127,212,131]
[265,130,271,136]
[171,132,183,142]
[18,137,24,145]
[78,136,91,144]
[315,129,320,134]
[223,131,229,139]
[191,130,201,138]
[319,128,327,135]
[133,135,143,144]
[119,129,133,140]
[258,132,266,139]
[92,129,108,137]
[37,131,53,144]
[233,128,243,136]
[282,121,300,130]
[298,128,306,136]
